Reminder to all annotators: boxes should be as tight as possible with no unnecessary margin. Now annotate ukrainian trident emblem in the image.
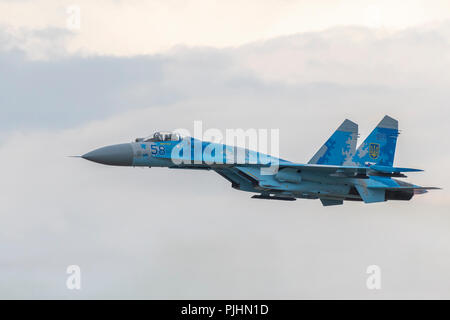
[369,143,380,159]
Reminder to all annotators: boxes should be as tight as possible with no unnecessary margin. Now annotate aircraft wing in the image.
[213,163,423,177]
[171,162,425,177]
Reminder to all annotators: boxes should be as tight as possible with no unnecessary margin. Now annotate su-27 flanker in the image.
[80,116,439,206]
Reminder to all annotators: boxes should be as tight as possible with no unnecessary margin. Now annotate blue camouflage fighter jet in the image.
[81,116,439,206]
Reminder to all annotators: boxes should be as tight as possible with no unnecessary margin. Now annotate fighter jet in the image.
[80,115,439,206]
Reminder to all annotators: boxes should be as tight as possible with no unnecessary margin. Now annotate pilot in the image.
[154,132,162,141]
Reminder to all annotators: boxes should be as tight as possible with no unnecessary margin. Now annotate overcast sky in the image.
[1,0,449,299]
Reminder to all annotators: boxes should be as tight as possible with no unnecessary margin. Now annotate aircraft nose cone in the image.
[82,143,133,166]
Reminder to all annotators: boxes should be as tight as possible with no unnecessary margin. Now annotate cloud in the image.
[2,0,450,56]
[0,25,71,59]
[237,24,450,88]
[0,22,449,298]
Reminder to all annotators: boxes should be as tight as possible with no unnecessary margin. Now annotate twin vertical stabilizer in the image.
[308,119,358,166]
[309,115,399,168]
[351,115,399,167]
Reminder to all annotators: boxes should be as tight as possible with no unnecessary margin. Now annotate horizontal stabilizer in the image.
[368,186,441,190]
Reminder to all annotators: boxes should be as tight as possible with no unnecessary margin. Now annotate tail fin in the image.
[352,115,399,167]
[308,119,358,165]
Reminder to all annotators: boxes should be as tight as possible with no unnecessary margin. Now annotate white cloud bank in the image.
[2,0,450,56]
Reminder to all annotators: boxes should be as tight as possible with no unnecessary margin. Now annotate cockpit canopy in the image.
[135,131,182,142]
